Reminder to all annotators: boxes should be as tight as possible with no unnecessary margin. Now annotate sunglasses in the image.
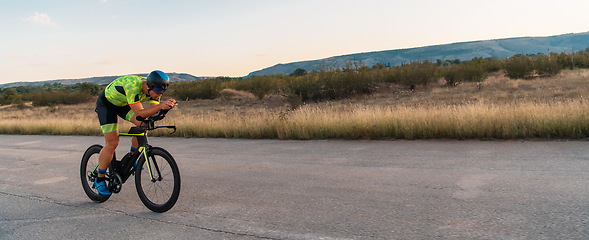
[152,86,166,94]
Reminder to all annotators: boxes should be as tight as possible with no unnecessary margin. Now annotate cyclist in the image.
[94,70,177,196]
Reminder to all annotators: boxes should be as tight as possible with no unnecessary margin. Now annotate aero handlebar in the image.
[135,109,176,133]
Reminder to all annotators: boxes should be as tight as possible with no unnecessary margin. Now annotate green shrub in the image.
[0,88,23,105]
[285,74,322,102]
[440,64,487,85]
[505,55,534,79]
[25,91,93,106]
[534,54,561,77]
[572,50,589,68]
[385,61,439,86]
[170,79,223,100]
[74,82,101,95]
[235,75,285,99]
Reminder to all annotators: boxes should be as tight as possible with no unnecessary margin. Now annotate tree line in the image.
[172,48,589,106]
[1,48,588,107]
[0,82,100,106]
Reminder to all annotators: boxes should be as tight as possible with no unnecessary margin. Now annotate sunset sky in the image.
[2,0,588,84]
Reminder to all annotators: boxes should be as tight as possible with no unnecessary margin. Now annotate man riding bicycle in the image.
[94,70,177,196]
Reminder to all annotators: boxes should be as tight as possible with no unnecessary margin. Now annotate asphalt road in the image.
[0,135,588,239]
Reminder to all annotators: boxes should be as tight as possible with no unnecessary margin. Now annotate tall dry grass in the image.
[0,106,100,135]
[1,69,588,139]
[168,100,589,139]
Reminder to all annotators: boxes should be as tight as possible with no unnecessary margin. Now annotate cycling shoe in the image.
[94,180,111,196]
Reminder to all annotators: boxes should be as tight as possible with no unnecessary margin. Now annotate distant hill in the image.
[247,31,589,77]
[0,73,205,88]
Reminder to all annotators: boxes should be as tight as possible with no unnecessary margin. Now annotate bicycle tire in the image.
[80,144,111,203]
[135,147,181,213]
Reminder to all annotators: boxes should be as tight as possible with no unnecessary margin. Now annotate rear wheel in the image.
[135,147,181,213]
[80,145,111,203]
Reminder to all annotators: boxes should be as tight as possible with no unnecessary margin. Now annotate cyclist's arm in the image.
[129,102,166,119]
[130,99,176,119]
[149,97,161,108]
[156,98,178,109]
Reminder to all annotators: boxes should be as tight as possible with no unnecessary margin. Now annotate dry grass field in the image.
[1,69,589,139]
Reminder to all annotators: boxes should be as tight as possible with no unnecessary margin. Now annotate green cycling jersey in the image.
[104,75,160,107]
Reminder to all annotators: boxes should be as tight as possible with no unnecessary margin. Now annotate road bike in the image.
[80,109,181,213]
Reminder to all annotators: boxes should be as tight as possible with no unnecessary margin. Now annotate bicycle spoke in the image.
[80,145,110,203]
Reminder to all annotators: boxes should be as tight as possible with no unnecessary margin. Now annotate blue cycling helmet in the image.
[146,70,170,93]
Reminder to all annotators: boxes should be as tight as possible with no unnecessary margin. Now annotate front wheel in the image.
[80,145,111,203]
[135,147,181,213]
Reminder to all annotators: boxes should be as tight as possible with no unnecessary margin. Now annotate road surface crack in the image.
[0,190,280,240]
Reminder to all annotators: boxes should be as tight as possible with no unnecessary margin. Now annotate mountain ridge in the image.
[246,31,589,77]
[0,73,205,88]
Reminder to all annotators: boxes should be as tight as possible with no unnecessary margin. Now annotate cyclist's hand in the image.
[161,99,177,110]
[168,98,178,108]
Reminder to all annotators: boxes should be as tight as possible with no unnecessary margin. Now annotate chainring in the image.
[108,173,123,193]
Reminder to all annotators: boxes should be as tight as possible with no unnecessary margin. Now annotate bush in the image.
[285,74,322,102]
[505,55,534,79]
[283,68,378,104]
[386,61,439,86]
[25,91,93,106]
[170,79,223,100]
[290,68,308,76]
[235,75,285,99]
[0,88,23,105]
[74,82,101,95]
[440,65,462,86]
[572,50,589,69]
[534,54,561,77]
[440,64,487,86]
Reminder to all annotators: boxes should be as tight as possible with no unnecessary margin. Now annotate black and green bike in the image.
[80,109,181,213]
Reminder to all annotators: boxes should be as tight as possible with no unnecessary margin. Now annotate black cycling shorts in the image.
[95,91,134,133]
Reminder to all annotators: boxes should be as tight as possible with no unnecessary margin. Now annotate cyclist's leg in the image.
[95,91,121,178]
[98,131,119,175]
[94,92,121,196]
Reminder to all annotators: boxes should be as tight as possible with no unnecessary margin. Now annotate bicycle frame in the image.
[117,125,173,183]
[109,109,176,183]
[117,130,149,182]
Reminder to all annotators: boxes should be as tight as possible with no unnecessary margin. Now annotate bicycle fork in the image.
[138,146,162,183]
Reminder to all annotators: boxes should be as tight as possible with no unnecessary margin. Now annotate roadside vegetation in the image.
[1,49,589,139]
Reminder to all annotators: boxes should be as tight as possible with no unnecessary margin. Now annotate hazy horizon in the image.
[2,0,589,84]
